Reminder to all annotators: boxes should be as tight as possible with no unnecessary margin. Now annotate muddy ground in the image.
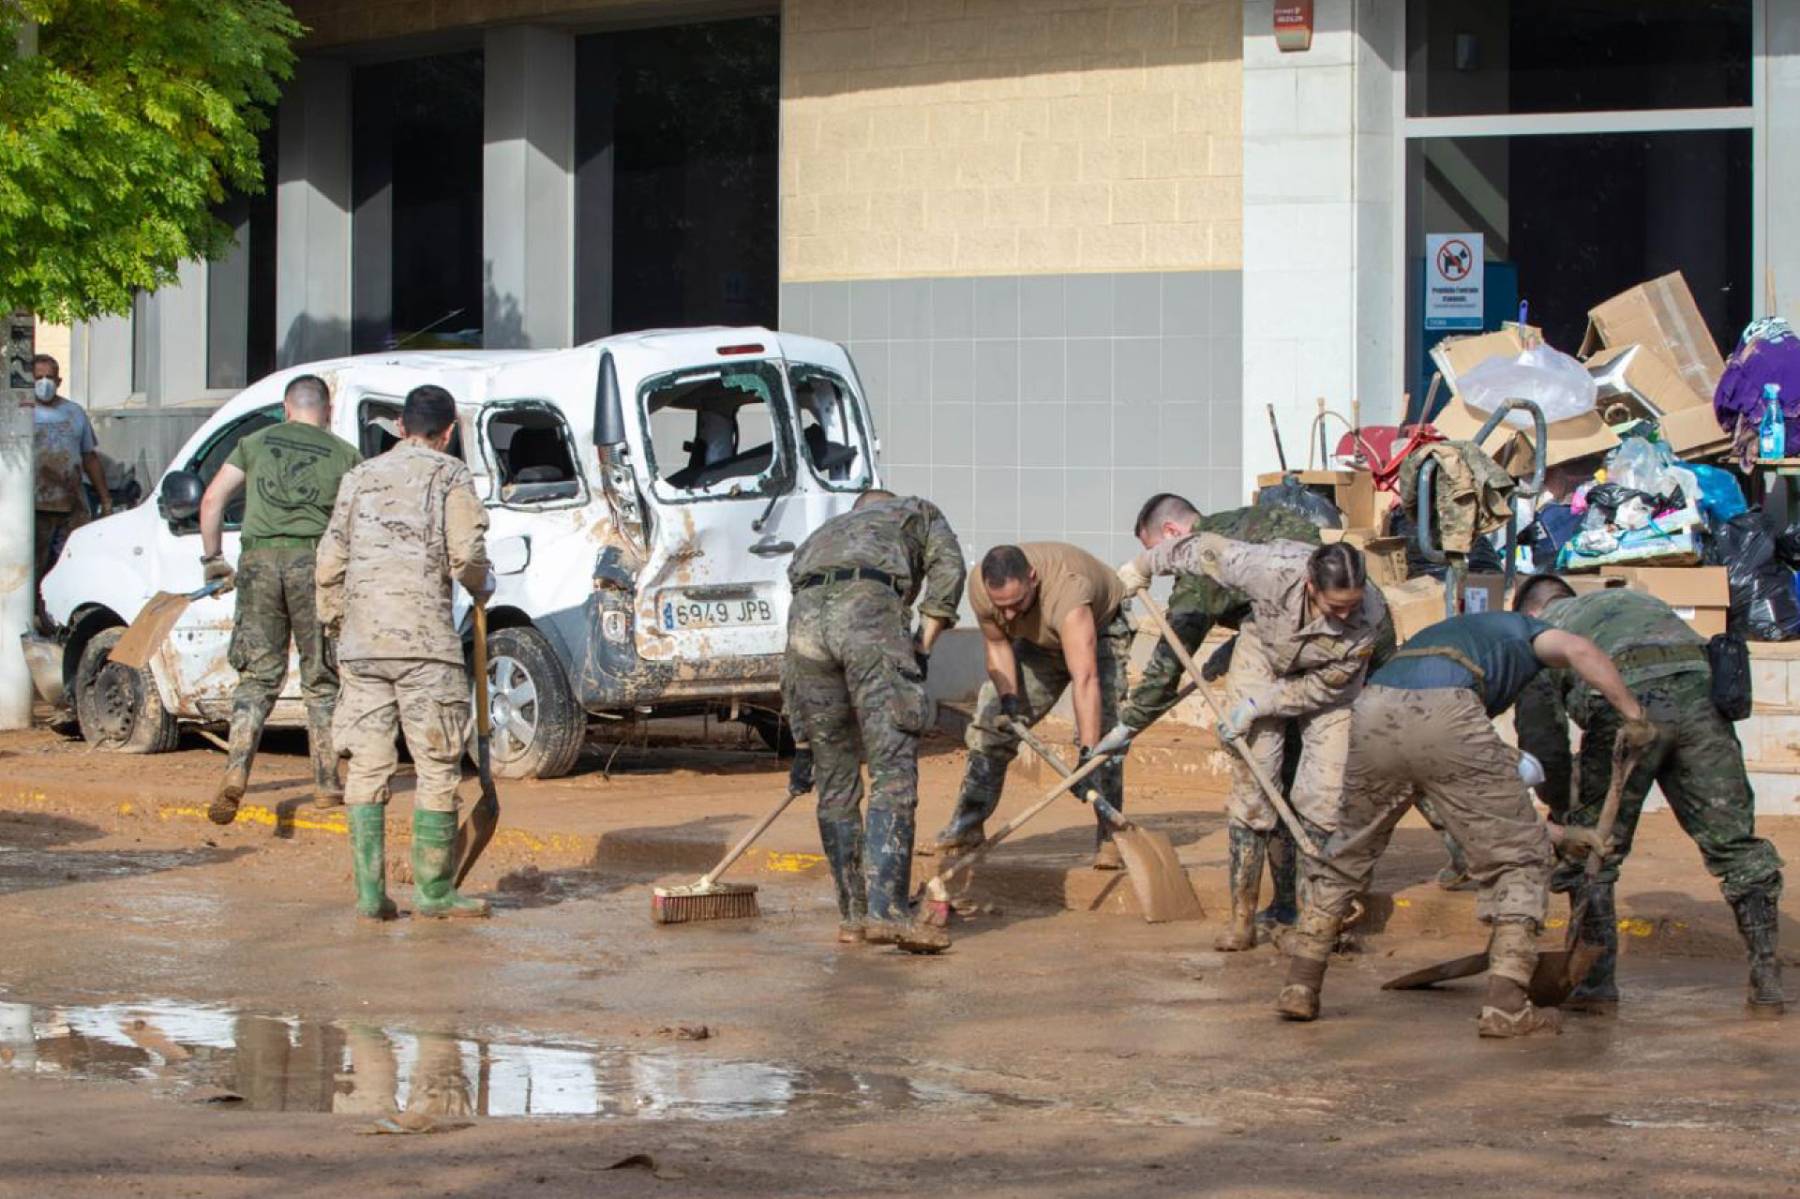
[2,722,1798,1197]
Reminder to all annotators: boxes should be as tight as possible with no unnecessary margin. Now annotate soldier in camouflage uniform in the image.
[1118,526,1389,953]
[782,489,965,946]
[316,385,493,921]
[1516,575,1785,1016]
[198,374,361,825]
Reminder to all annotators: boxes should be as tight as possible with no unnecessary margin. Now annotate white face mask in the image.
[32,378,55,402]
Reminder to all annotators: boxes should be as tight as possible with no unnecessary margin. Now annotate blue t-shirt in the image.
[1370,611,1553,716]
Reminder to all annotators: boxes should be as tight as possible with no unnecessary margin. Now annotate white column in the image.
[1767,3,1800,324]
[1,317,33,727]
[483,26,576,350]
[275,57,353,366]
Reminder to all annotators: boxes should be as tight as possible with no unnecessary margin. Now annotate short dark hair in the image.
[1307,541,1366,592]
[1514,572,1576,614]
[854,488,896,510]
[284,373,330,411]
[980,545,1032,590]
[1134,492,1199,538]
[402,384,458,439]
[31,353,58,376]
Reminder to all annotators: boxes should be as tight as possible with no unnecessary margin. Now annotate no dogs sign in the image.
[1425,233,1484,331]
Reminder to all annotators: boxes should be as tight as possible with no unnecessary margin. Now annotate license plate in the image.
[661,594,775,631]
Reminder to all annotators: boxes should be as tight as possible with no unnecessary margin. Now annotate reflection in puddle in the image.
[0,999,1046,1121]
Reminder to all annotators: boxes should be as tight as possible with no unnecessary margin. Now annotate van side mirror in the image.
[159,469,204,524]
[594,350,625,448]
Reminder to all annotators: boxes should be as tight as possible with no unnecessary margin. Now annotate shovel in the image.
[1135,594,1318,857]
[452,602,500,888]
[1007,719,1202,923]
[108,580,226,669]
[1381,729,1639,1005]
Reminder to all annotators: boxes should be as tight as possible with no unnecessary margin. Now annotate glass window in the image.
[206,132,277,389]
[639,360,791,502]
[1404,129,1750,405]
[574,17,779,340]
[788,366,873,491]
[1406,0,1751,118]
[176,405,282,532]
[352,52,485,352]
[483,403,585,507]
[357,396,465,462]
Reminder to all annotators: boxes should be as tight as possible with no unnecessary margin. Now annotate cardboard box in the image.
[1383,575,1452,642]
[1430,325,1543,389]
[1579,273,1726,405]
[1254,470,1385,530]
[1656,402,1732,459]
[1599,565,1729,637]
[1429,394,1619,474]
[1460,573,1509,615]
[1564,575,1626,596]
[1323,527,1408,588]
[1586,342,1709,416]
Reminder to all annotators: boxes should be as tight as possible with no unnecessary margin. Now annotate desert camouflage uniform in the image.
[782,496,966,926]
[315,441,491,814]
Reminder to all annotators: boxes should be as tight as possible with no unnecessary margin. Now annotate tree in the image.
[0,0,300,323]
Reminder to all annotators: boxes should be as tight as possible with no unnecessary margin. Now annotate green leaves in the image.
[0,0,301,321]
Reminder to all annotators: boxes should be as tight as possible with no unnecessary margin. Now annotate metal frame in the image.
[1414,399,1546,618]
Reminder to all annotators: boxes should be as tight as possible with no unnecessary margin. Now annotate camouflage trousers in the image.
[1223,625,1351,838]
[784,581,933,924]
[334,659,469,813]
[1550,671,1784,904]
[1306,685,1553,929]
[943,615,1132,845]
[229,546,338,714]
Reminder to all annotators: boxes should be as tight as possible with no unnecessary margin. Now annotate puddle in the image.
[0,998,1049,1121]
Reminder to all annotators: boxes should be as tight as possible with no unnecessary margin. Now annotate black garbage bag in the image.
[1384,505,1503,579]
[1255,474,1342,530]
[1776,520,1800,569]
[1703,511,1800,642]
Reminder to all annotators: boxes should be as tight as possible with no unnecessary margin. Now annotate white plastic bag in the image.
[1458,347,1599,427]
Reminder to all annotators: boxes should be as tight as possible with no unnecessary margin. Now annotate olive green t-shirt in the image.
[225,421,361,541]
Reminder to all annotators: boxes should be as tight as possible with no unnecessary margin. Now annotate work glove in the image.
[998,692,1021,722]
[788,745,815,796]
[1516,750,1546,791]
[1201,635,1237,682]
[1620,713,1658,752]
[1216,693,1261,743]
[1115,555,1152,597]
[1093,721,1135,757]
[1073,745,1101,803]
[201,554,236,596]
[1553,824,1606,864]
[474,565,498,605]
[914,646,931,680]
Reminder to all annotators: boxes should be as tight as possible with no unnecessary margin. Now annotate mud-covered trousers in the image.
[224,545,341,796]
[333,659,470,813]
[940,614,1133,847]
[783,579,934,924]
[1305,686,1553,938]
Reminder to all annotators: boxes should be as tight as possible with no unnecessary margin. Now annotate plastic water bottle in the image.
[1760,383,1785,460]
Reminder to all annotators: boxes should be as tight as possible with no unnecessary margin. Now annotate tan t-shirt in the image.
[969,542,1123,650]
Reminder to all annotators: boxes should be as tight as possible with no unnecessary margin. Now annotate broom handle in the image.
[699,786,804,888]
[1006,717,1127,832]
[1564,729,1639,952]
[1136,594,1319,858]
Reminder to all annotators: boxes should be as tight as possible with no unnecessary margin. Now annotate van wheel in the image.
[74,627,180,754]
[477,626,584,780]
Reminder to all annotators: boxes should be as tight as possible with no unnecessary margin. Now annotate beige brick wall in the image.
[781,0,1242,281]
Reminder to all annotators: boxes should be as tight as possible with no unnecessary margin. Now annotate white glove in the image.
[1093,722,1135,756]
[1517,750,1545,790]
[1116,556,1152,596]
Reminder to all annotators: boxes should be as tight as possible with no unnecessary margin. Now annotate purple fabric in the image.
[1715,321,1800,424]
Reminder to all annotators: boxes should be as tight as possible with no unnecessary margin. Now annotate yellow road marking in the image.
[764,850,825,873]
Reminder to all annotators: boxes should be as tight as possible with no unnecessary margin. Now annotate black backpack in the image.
[1707,631,1753,722]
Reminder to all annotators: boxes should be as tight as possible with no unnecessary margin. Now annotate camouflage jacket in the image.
[1120,506,1319,730]
[315,441,491,665]
[1144,530,1387,719]
[787,495,965,624]
[1540,588,1708,717]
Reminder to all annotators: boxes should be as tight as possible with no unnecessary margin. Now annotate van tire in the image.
[74,627,180,755]
[478,625,584,780]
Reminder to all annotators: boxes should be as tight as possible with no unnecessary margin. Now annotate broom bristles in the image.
[651,882,761,924]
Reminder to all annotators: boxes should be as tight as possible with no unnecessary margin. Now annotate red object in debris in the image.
[1273,0,1314,51]
[1336,425,1446,492]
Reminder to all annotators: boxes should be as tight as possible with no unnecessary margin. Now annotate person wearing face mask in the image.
[1117,533,1388,954]
[28,354,110,627]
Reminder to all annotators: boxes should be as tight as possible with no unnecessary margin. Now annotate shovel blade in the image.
[109,591,196,669]
[452,785,499,889]
[1381,951,1490,991]
[1380,946,1603,1006]
[1113,826,1204,923]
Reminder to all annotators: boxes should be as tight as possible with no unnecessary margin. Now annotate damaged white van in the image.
[35,329,880,778]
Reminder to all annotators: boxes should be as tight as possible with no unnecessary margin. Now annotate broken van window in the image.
[788,366,872,491]
[359,397,465,462]
[483,403,584,506]
[182,404,281,531]
[640,361,792,501]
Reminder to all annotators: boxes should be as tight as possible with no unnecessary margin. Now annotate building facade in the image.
[65,0,1793,573]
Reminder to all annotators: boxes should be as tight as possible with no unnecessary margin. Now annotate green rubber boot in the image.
[347,805,397,921]
[411,809,490,919]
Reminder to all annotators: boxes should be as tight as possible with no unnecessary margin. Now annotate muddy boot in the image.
[863,803,915,924]
[927,752,1006,856]
[1478,921,1561,1038]
[1093,838,1123,871]
[837,923,866,945]
[892,921,951,954]
[208,698,268,826]
[1563,882,1619,1014]
[1275,906,1340,1021]
[1256,826,1299,935]
[818,811,868,931]
[307,703,345,809]
[1215,823,1266,952]
[347,804,397,921]
[411,810,490,919]
[1730,889,1785,1018]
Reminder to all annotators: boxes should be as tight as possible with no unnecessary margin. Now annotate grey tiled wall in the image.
[779,270,1243,570]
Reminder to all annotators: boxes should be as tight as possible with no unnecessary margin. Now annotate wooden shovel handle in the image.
[473,602,491,739]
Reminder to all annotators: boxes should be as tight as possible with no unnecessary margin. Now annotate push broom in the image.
[650,786,805,924]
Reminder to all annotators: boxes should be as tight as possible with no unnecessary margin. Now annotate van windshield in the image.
[639,360,792,502]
